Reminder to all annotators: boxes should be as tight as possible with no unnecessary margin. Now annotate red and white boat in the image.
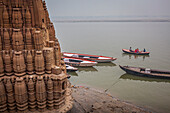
[63,57,97,67]
[63,52,117,63]
[122,49,150,55]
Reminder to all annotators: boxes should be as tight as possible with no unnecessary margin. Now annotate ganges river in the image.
[54,21,170,113]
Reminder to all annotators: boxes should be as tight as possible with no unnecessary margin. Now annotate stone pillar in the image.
[0,35,2,51]
[3,51,13,75]
[44,48,52,74]
[26,50,34,74]
[33,30,44,50]
[3,29,11,50]
[47,77,54,110]
[12,8,23,28]
[25,28,33,50]
[54,46,61,66]
[12,29,24,51]
[0,53,4,77]
[3,6,10,28]
[0,79,7,113]
[5,78,16,113]
[28,0,35,27]
[27,77,36,111]
[36,76,46,112]
[35,51,45,75]
[25,7,32,28]
[13,51,26,76]
[15,77,28,113]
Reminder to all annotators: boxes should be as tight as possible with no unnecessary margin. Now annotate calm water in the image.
[54,22,170,113]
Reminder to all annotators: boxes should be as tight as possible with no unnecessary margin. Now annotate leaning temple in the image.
[0,0,73,113]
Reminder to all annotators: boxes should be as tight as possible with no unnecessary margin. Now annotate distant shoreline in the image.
[53,19,170,23]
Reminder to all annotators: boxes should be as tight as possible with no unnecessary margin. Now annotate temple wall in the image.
[0,0,73,113]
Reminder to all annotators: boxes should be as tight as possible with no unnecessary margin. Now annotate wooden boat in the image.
[119,65,170,79]
[63,57,97,67]
[122,49,150,55]
[66,64,78,72]
[63,52,117,63]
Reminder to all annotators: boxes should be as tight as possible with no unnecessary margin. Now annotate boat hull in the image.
[64,57,97,67]
[63,52,116,63]
[122,49,150,55]
[65,62,97,67]
[119,65,170,79]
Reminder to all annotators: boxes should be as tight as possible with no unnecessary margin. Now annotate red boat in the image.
[122,49,150,55]
[63,52,117,63]
[63,57,97,67]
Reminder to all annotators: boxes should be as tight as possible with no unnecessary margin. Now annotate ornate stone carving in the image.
[36,76,46,112]
[13,51,26,76]
[35,51,45,75]
[0,0,72,112]
[12,8,23,28]
[3,6,10,28]
[12,29,24,51]
[15,77,28,113]
[33,30,44,50]
[3,29,11,50]
[3,51,13,75]
[0,78,7,112]
[28,77,36,111]
[25,28,33,50]
[26,50,34,74]
[25,7,32,28]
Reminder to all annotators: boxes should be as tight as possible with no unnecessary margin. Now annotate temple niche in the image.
[0,0,73,113]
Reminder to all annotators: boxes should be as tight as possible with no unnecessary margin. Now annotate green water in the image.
[54,22,170,113]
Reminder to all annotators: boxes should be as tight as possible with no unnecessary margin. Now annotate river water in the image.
[54,22,170,113]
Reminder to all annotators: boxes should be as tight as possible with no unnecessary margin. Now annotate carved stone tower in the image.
[0,0,73,113]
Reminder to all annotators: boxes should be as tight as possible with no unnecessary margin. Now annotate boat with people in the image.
[119,65,170,79]
[66,64,78,72]
[63,57,97,67]
[122,49,150,55]
[63,52,117,63]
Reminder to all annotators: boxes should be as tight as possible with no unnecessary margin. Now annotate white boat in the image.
[66,64,78,72]
[63,57,97,67]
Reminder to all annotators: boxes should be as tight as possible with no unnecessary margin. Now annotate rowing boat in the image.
[122,49,150,55]
[63,57,97,67]
[66,64,78,72]
[63,52,116,63]
[119,65,170,79]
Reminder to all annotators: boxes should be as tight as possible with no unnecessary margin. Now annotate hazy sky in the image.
[46,0,170,17]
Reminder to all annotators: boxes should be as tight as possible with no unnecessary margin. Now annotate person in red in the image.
[135,48,139,53]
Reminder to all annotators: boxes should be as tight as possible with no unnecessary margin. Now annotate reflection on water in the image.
[96,62,116,67]
[78,67,98,72]
[122,53,150,60]
[55,22,170,113]
[120,73,170,83]
[68,71,78,76]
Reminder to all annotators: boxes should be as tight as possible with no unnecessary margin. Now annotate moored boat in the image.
[66,64,78,72]
[119,65,170,79]
[122,49,150,55]
[63,52,117,63]
[63,57,97,67]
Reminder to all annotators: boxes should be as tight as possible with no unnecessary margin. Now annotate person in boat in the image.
[135,48,139,53]
[143,48,146,52]
[129,47,133,52]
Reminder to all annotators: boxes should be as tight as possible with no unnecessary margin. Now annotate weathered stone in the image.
[0,0,72,112]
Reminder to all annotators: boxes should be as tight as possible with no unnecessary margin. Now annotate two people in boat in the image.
[129,47,146,53]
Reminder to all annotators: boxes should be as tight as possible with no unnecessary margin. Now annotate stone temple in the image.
[0,0,73,113]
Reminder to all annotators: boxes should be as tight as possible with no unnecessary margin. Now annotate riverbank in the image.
[69,85,152,113]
